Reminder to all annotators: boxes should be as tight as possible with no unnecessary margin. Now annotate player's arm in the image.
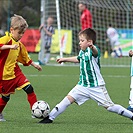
[31,62,42,71]
[0,44,18,50]
[43,27,53,36]
[39,24,44,32]
[88,42,98,57]
[18,42,42,71]
[91,46,98,57]
[57,56,79,64]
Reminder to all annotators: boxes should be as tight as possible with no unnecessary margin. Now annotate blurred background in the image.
[0,0,133,66]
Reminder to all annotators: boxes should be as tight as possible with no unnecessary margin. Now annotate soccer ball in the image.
[32,100,50,119]
[111,52,116,57]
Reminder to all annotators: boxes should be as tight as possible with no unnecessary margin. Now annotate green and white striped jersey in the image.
[77,46,105,87]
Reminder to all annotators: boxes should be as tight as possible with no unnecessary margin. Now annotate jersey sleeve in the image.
[0,32,11,46]
[17,42,32,66]
[0,33,11,53]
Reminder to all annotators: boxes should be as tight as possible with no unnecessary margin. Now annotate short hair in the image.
[78,28,96,44]
[78,1,87,7]
[10,14,28,31]
[47,16,54,19]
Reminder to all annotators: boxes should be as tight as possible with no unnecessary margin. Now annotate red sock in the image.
[27,92,37,109]
[0,98,7,113]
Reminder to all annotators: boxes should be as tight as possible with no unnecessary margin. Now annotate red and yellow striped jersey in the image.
[0,32,32,80]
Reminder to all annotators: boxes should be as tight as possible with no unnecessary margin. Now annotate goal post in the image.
[55,0,63,58]
[41,0,133,67]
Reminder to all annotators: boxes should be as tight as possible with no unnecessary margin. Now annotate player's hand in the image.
[11,44,19,50]
[88,41,94,49]
[35,64,42,71]
[56,58,64,64]
[39,24,44,31]
[129,50,133,57]
[43,27,47,32]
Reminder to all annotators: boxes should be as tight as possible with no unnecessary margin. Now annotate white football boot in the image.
[0,113,6,122]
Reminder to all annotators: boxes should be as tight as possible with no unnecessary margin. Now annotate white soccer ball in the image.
[32,100,50,119]
[111,52,116,57]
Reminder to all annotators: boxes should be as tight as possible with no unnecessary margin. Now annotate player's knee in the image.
[2,95,10,102]
[23,84,34,94]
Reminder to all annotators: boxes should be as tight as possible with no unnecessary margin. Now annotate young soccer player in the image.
[38,16,55,65]
[0,14,42,121]
[106,24,122,57]
[127,50,133,112]
[39,28,133,124]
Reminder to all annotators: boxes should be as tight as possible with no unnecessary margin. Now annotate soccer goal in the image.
[41,0,133,67]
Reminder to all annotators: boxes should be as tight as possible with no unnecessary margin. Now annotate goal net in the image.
[42,0,133,67]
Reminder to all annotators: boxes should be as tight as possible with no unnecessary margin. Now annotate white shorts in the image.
[68,84,114,107]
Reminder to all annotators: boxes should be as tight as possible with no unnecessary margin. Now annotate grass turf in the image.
[0,55,133,133]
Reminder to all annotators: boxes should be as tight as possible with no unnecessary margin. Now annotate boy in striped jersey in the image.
[38,16,54,65]
[39,28,133,124]
[127,50,133,112]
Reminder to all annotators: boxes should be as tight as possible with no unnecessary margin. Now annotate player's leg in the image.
[118,47,122,57]
[38,51,45,65]
[107,104,133,120]
[0,95,10,112]
[22,84,37,109]
[44,46,51,64]
[39,95,73,123]
[38,41,45,65]
[0,95,10,121]
[113,49,119,57]
[39,85,90,124]
[91,85,133,120]
[127,76,133,112]
[127,88,133,112]
[45,53,50,63]
[49,95,73,119]
[17,73,37,109]
[0,79,15,121]
[110,41,118,57]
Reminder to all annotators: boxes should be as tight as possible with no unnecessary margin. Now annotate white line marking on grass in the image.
[25,74,128,78]
[103,75,128,78]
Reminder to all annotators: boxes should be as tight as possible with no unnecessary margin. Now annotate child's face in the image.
[78,4,85,12]
[10,28,26,41]
[47,17,53,25]
[79,34,92,51]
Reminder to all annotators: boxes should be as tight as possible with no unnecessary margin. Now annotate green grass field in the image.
[1,54,133,133]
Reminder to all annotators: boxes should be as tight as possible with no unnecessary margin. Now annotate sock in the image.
[129,87,133,107]
[0,98,7,113]
[113,50,119,57]
[118,48,122,56]
[45,53,50,63]
[107,104,133,119]
[49,97,71,121]
[27,92,37,109]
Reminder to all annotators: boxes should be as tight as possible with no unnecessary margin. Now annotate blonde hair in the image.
[10,14,28,31]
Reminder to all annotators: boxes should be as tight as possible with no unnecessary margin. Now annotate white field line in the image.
[25,74,128,78]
